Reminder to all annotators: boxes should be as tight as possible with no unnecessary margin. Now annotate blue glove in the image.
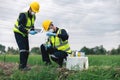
[44,44,51,50]
[47,44,51,48]
[46,32,56,36]
[29,30,37,35]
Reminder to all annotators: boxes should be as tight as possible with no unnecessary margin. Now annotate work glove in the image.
[29,30,37,35]
[46,32,56,36]
[44,44,51,50]
[47,44,51,48]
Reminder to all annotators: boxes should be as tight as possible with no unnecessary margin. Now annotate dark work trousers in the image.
[14,32,29,69]
[40,44,68,67]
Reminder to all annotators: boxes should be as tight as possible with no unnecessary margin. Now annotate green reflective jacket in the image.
[13,12,35,37]
[48,29,72,54]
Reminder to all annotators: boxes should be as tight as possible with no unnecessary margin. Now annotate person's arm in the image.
[30,15,36,31]
[57,29,69,41]
[18,13,28,33]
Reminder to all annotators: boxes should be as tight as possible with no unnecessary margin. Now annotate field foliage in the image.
[0,55,120,80]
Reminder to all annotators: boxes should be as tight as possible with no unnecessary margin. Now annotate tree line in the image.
[0,44,120,55]
[80,45,120,55]
[0,44,40,55]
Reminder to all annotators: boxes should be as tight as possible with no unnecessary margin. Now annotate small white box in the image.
[66,56,89,70]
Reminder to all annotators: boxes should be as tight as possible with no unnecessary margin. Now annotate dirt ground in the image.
[0,62,76,80]
[0,62,17,76]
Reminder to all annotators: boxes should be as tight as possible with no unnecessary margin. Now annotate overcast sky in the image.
[0,0,120,50]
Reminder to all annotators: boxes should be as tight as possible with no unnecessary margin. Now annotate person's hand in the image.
[44,44,51,50]
[46,32,56,36]
[29,30,37,35]
[47,44,51,48]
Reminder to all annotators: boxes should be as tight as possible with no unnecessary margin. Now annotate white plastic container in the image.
[66,56,89,70]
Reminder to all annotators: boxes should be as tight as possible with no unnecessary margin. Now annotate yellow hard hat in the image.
[42,20,52,31]
[30,1,40,13]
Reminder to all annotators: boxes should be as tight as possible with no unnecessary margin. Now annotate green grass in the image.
[88,55,120,67]
[0,54,120,80]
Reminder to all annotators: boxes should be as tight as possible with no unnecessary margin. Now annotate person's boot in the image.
[21,66,31,71]
[19,64,31,71]
[24,52,29,67]
[19,52,30,71]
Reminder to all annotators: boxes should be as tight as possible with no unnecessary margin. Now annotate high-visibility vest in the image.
[13,12,35,37]
[49,29,72,53]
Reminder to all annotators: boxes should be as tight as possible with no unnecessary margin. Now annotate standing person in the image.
[40,20,72,68]
[13,1,40,70]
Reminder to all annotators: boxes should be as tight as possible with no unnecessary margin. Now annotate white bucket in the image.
[66,56,89,70]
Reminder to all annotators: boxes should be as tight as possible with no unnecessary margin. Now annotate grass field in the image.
[0,54,120,80]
